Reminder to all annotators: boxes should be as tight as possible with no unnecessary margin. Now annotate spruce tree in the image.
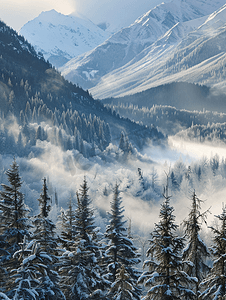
[183,191,210,299]
[58,195,76,251]
[0,158,30,294]
[105,183,141,300]
[109,264,134,300]
[32,178,65,300]
[59,177,106,300]
[10,237,39,300]
[200,205,226,299]
[0,158,30,255]
[138,184,195,300]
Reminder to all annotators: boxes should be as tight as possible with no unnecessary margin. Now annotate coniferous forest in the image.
[0,159,226,300]
[1,7,226,300]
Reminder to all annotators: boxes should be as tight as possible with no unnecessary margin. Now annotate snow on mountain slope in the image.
[60,0,226,92]
[89,3,226,98]
[19,10,109,68]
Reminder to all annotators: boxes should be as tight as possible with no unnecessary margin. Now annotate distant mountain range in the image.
[58,0,225,98]
[89,2,226,98]
[19,0,226,100]
[19,10,110,68]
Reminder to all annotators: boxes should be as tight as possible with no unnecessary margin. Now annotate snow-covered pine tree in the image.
[10,237,39,300]
[57,195,76,251]
[0,158,30,255]
[0,158,30,294]
[183,191,210,299]
[109,264,134,300]
[105,183,141,300]
[138,183,195,300]
[32,178,65,300]
[59,177,106,300]
[200,205,226,299]
[32,178,56,253]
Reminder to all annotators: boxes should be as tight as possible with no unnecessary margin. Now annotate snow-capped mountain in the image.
[59,0,226,96]
[19,10,110,67]
[90,3,226,98]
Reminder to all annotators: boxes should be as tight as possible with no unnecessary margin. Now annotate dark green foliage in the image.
[0,158,30,295]
[109,265,134,300]
[182,192,210,299]
[139,184,195,300]
[10,237,39,300]
[32,178,56,254]
[0,158,30,251]
[31,178,64,300]
[0,160,28,246]
[58,196,76,250]
[200,206,226,299]
[59,178,106,300]
[105,183,141,299]
[12,238,65,300]
[170,171,179,191]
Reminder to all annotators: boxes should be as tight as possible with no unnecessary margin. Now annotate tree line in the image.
[0,159,226,299]
[105,102,226,136]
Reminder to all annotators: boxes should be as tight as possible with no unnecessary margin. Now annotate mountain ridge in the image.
[59,0,226,98]
[19,10,110,68]
[0,19,164,160]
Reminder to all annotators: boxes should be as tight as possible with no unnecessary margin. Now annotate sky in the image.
[0,0,169,32]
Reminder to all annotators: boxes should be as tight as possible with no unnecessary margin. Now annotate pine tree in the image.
[138,183,195,300]
[0,158,30,294]
[32,178,65,300]
[119,132,125,151]
[109,264,134,300]
[0,158,30,255]
[10,237,39,300]
[182,191,210,299]
[170,171,179,191]
[59,177,106,300]
[200,205,226,299]
[58,195,76,251]
[105,183,141,300]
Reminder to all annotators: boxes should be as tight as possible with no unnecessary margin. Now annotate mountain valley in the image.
[1,2,226,298]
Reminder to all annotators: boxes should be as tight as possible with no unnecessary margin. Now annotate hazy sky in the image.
[0,0,168,31]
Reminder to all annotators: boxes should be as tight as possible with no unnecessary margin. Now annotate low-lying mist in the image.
[1,134,226,243]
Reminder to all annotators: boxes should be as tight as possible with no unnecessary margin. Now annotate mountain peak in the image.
[19,10,110,68]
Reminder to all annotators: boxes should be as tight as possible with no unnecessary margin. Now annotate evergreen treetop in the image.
[31,178,64,300]
[58,177,106,300]
[58,194,76,250]
[105,183,141,299]
[32,178,57,255]
[200,205,226,299]
[182,191,210,299]
[139,182,195,300]
[0,158,30,295]
[0,158,30,254]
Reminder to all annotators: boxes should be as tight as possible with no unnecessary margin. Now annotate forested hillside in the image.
[0,20,165,160]
[102,82,226,113]
[104,103,226,135]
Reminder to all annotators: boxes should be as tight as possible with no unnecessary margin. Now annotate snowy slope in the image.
[19,10,109,67]
[90,4,226,98]
[60,0,226,92]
